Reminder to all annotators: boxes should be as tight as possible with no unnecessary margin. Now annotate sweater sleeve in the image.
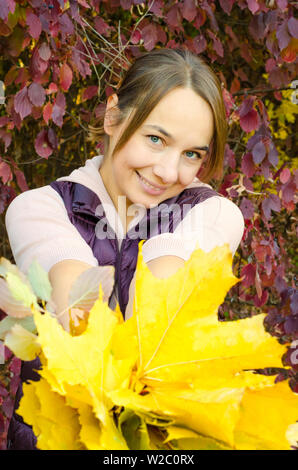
[141,196,244,263]
[5,185,99,275]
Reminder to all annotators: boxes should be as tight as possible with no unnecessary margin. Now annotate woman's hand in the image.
[49,259,94,332]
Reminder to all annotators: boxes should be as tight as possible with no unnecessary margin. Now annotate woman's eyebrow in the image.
[143,124,209,152]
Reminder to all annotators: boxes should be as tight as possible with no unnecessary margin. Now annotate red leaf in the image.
[260,159,271,179]
[276,0,288,10]
[28,82,46,107]
[82,86,98,102]
[238,96,254,117]
[264,254,272,277]
[288,17,298,38]
[256,98,270,127]
[0,130,12,152]
[222,88,235,117]
[276,20,291,50]
[182,0,197,22]
[254,289,268,307]
[131,29,141,44]
[240,197,254,220]
[262,194,281,220]
[282,179,296,203]
[252,140,266,164]
[8,0,16,15]
[78,0,90,7]
[224,144,235,169]
[71,46,92,79]
[34,129,53,159]
[0,117,9,128]
[247,0,260,14]
[47,128,58,150]
[0,2,9,21]
[14,86,32,119]
[165,4,182,30]
[147,0,163,17]
[26,12,42,40]
[47,82,58,94]
[38,43,51,61]
[30,46,48,78]
[267,141,279,167]
[15,67,30,86]
[192,34,207,54]
[265,58,276,73]
[0,159,12,184]
[56,91,66,110]
[60,63,73,91]
[52,92,66,128]
[219,0,234,15]
[280,167,291,184]
[59,12,74,36]
[14,168,28,192]
[141,23,158,51]
[201,0,218,31]
[240,263,256,288]
[208,29,224,57]
[240,109,260,133]
[94,16,111,35]
[241,153,255,178]
[43,102,53,124]
[2,396,14,419]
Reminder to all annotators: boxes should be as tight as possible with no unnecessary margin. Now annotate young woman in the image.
[5,48,244,449]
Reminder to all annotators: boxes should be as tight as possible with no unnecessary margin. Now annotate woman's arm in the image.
[49,259,94,331]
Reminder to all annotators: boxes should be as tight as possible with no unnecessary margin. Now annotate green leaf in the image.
[28,259,52,302]
[118,409,151,450]
[164,427,231,450]
[0,315,37,340]
[6,272,39,310]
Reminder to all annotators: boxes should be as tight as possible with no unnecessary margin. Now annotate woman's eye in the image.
[185,151,202,160]
[147,136,202,160]
[147,135,162,144]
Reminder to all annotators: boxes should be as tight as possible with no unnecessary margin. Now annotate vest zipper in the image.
[115,240,124,318]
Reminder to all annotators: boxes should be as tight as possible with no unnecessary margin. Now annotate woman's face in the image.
[100,87,214,213]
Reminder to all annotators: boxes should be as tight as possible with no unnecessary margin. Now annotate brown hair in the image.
[88,48,227,183]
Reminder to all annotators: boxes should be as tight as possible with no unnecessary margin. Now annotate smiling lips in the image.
[136,171,169,190]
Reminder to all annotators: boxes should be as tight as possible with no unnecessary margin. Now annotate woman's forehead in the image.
[142,88,214,142]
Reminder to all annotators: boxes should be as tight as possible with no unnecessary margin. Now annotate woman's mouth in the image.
[135,171,168,195]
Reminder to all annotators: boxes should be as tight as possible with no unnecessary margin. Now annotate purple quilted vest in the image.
[7,180,220,450]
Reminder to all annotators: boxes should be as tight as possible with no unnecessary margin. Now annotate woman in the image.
[5,48,244,449]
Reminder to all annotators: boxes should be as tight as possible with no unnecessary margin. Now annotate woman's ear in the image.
[104,93,119,136]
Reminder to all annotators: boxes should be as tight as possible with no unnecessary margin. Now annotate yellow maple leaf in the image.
[108,241,295,449]
[17,378,83,450]
[4,323,41,360]
[16,243,297,450]
[27,286,134,449]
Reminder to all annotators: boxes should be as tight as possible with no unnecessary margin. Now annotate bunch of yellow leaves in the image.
[11,242,298,450]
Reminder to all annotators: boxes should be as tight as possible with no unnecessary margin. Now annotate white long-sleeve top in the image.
[5,154,244,286]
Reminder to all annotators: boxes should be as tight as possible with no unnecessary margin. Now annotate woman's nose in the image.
[152,155,180,185]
